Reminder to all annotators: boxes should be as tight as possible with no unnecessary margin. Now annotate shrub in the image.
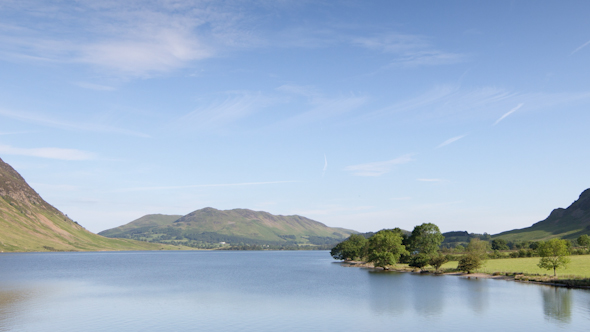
[457,254,482,273]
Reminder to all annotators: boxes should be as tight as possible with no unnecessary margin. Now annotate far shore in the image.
[338,260,590,290]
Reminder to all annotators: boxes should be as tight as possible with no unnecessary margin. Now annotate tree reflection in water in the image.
[542,287,572,323]
[367,270,409,316]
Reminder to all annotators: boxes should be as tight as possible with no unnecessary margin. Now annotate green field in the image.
[442,255,590,278]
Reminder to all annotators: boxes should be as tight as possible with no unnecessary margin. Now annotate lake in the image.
[0,251,589,331]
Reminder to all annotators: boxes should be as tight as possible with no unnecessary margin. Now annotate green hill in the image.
[494,188,590,242]
[99,207,356,248]
[0,157,183,252]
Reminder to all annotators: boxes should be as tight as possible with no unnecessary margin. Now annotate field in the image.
[441,255,590,278]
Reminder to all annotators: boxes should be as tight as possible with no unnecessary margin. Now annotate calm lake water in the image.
[0,251,589,331]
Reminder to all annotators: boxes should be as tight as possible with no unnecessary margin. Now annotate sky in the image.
[1,0,590,234]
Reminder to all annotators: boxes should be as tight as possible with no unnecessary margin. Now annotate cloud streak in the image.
[437,134,467,148]
[345,154,414,177]
[0,144,96,160]
[0,108,149,137]
[572,39,590,55]
[494,103,524,125]
[173,92,271,131]
[353,33,466,67]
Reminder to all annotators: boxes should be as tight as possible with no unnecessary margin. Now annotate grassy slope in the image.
[441,256,590,277]
[174,208,352,240]
[99,214,183,237]
[0,197,187,252]
[493,189,590,242]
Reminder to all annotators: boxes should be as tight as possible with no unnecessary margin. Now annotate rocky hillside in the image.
[494,188,590,241]
[99,207,356,248]
[0,157,180,252]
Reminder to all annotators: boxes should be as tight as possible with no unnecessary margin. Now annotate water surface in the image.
[0,251,588,331]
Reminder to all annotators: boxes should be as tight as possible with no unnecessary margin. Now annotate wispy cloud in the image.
[0,2,249,77]
[117,180,297,192]
[571,39,590,55]
[0,108,149,137]
[172,92,272,131]
[494,103,524,125]
[345,154,414,177]
[353,33,466,67]
[436,134,467,148]
[322,154,328,177]
[0,144,96,160]
[0,131,32,136]
[274,85,368,127]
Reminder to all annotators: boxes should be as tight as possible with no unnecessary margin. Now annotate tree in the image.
[577,234,590,250]
[491,239,509,251]
[408,253,430,271]
[330,234,368,261]
[429,253,449,272]
[466,238,489,259]
[408,223,445,255]
[537,238,571,277]
[367,230,408,270]
[457,238,489,273]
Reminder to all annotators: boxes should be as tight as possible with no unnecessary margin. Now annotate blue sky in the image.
[1,0,589,234]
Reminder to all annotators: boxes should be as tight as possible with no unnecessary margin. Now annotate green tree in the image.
[429,253,449,272]
[409,223,444,255]
[330,234,368,261]
[457,238,489,273]
[491,239,509,251]
[367,229,408,270]
[537,238,571,277]
[457,255,481,273]
[466,238,489,259]
[408,253,431,271]
[577,234,590,250]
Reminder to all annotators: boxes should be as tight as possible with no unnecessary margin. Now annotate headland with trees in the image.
[331,223,590,288]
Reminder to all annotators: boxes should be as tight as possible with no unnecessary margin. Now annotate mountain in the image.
[0,157,181,252]
[494,188,590,241]
[99,207,356,248]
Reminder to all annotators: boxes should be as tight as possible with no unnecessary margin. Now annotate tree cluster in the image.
[331,223,450,271]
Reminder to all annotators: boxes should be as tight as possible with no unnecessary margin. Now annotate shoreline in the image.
[338,260,590,290]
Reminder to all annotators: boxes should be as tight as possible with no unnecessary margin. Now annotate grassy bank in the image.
[441,255,590,278]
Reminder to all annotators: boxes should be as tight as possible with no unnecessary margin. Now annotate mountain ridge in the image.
[99,207,356,248]
[494,188,590,241]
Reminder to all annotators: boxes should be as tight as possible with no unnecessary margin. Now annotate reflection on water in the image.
[459,277,489,314]
[409,273,445,317]
[0,251,589,332]
[367,271,408,315]
[542,287,572,323]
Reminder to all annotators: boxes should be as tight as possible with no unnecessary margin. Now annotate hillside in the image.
[0,157,182,252]
[99,208,356,248]
[494,188,590,241]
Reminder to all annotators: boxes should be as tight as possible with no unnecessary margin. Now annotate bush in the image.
[408,253,431,271]
[429,254,449,271]
[457,254,482,273]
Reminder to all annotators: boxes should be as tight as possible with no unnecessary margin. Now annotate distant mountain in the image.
[99,207,356,248]
[0,157,179,252]
[494,188,590,241]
